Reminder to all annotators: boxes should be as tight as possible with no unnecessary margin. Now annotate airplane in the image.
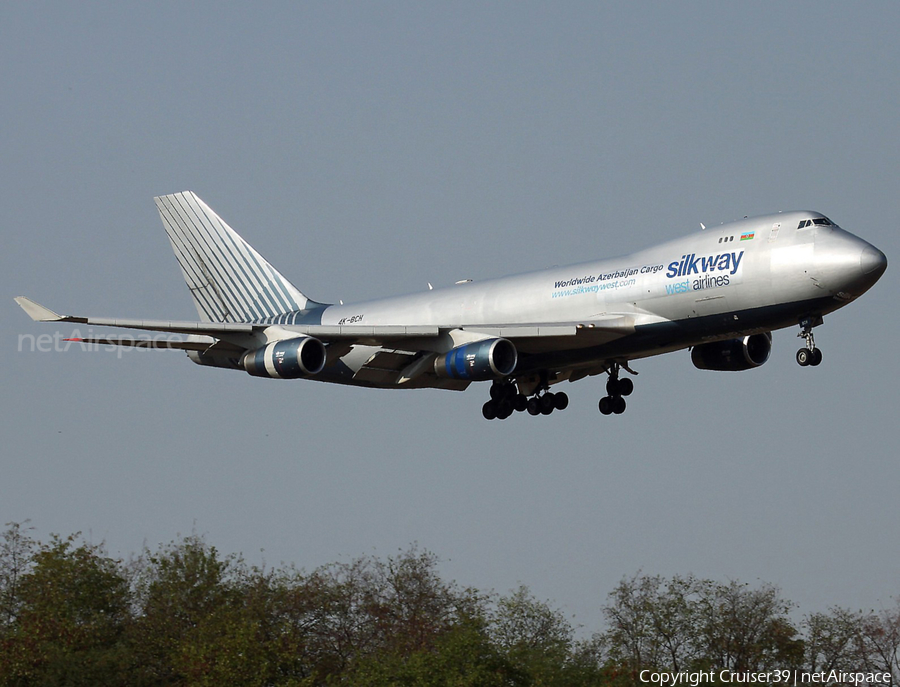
[16,191,887,420]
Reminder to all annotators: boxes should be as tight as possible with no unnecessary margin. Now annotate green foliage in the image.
[128,534,244,684]
[0,521,35,629]
[490,585,606,686]
[344,614,529,687]
[1,524,898,686]
[598,573,806,684]
[0,528,131,686]
[806,601,900,679]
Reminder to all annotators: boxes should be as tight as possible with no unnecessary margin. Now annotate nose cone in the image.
[815,230,887,299]
[860,244,887,278]
[842,241,888,297]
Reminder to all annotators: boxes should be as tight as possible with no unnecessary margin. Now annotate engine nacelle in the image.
[691,332,772,371]
[242,336,327,379]
[434,338,518,380]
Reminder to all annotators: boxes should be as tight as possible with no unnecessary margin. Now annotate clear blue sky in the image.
[3,2,898,634]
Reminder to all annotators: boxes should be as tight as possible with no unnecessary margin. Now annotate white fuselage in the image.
[322,212,878,337]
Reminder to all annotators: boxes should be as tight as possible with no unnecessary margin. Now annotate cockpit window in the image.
[797,217,833,229]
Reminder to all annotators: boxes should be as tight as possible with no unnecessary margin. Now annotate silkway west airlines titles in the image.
[16,193,887,420]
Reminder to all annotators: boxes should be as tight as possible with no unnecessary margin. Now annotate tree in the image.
[3,524,897,686]
[345,613,528,687]
[127,534,256,686]
[805,606,867,674]
[692,579,803,672]
[490,585,604,685]
[857,601,900,680]
[805,601,900,684]
[0,521,35,629]
[0,533,131,686]
[599,573,803,683]
[600,574,700,677]
[276,545,483,682]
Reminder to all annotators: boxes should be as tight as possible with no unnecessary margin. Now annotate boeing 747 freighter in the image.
[16,192,887,419]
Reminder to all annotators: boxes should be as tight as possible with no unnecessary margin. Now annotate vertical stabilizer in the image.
[155,192,310,322]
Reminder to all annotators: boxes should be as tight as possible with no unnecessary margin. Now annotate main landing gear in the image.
[481,365,637,420]
[796,316,823,367]
[598,364,634,415]
[482,380,568,420]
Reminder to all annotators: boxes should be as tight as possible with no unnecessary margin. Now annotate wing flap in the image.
[352,349,421,385]
[461,325,578,338]
[287,324,440,340]
[360,350,419,371]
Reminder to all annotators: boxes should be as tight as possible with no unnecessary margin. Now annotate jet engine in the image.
[434,338,517,380]
[242,336,327,379]
[691,332,772,371]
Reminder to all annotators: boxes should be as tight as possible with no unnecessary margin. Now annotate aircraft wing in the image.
[283,315,635,351]
[17,296,633,342]
[15,296,636,378]
[15,297,254,334]
[14,296,438,342]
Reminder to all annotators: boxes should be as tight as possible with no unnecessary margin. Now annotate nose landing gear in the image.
[796,316,824,367]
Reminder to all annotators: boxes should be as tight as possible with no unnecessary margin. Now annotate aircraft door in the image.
[690,294,729,321]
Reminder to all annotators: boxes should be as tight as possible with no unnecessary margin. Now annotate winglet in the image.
[14,297,65,322]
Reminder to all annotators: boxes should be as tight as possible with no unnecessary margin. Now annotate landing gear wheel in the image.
[527,397,541,416]
[540,393,556,415]
[514,394,528,413]
[496,399,514,419]
[601,363,635,415]
[554,392,569,411]
[484,381,521,418]
[810,348,823,366]
[796,316,824,367]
